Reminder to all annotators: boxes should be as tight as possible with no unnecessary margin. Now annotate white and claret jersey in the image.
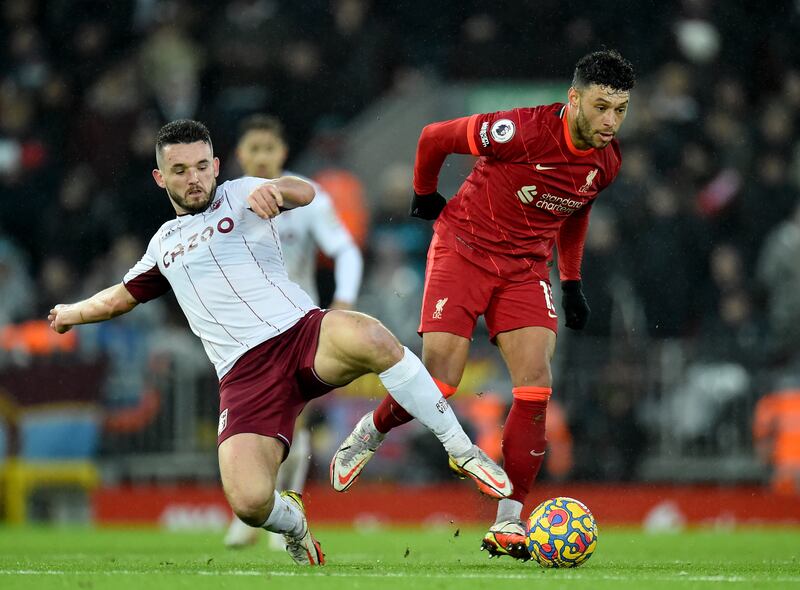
[123,177,316,379]
[273,171,356,304]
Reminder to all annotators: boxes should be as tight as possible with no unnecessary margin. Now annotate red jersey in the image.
[413,103,622,281]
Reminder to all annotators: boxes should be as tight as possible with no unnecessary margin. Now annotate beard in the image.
[575,105,612,149]
[168,179,218,214]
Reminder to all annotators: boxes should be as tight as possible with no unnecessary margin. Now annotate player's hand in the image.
[561,280,590,330]
[410,191,447,220]
[48,304,73,334]
[247,182,284,219]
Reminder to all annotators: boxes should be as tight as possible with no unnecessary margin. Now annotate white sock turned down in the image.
[260,491,304,538]
[377,346,472,457]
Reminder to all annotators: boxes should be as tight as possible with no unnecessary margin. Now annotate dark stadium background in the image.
[1,0,799,528]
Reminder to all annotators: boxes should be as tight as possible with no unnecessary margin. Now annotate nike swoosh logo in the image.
[531,450,546,456]
[535,164,556,170]
[477,465,507,489]
[337,457,368,485]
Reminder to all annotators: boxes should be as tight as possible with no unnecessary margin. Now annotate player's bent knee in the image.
[360,320,403,372]
[225,482,276,526]
[516,363,552,388]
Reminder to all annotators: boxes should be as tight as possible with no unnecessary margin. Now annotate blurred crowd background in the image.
[2,0,800,508]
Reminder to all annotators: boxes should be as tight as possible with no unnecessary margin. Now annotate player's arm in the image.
[309,196,364,310]
[557,205,592,330]
[247,176,315,219]
[325,239,363,310]
[410,117,475,219]
[48,283,139,334]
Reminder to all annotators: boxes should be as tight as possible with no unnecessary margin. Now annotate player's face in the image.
[236,130,288,179]
[153,141,220,215]
[570,84,630,149]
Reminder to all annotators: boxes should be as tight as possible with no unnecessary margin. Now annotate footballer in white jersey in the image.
[224,114,363,549]
[48,120,509,566]
[123,175,317,379]
[234,114,363,308]
[275,173,361,306]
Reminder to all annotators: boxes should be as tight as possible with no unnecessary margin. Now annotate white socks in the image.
[261,491,304,537]
[378,347,472,457]
[496,498,524,523]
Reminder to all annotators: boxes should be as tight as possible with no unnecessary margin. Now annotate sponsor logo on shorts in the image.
[479,121,490,147]
[218,408,228,435]
[436,397,450,414]
[490,119,515,143]
[579,168,599,193]
[433,297,448,319]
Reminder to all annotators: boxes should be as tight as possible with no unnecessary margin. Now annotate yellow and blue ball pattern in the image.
[526,496,598,568]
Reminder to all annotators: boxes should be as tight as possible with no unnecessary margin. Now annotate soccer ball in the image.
[526,496,598,568]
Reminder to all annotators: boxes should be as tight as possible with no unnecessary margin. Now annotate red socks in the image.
[373,377,457,434]
[502,386,551,504]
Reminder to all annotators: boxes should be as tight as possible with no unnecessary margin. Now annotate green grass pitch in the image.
[1,526,799,589]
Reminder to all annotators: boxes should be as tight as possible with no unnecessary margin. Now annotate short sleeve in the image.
[226,176,272,215]
[468,109,530,162]
[123,235,171,303]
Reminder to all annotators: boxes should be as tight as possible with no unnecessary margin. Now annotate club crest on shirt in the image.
[579,168,599,193]
[490,119,515,143]
[209,198,222,211]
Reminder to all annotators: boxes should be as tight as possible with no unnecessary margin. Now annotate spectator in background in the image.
[737,153,798,256]
[756,199,800,364]
[39,164,115,272]
[698,243,762,364]
[633,185,708,338]
[754,384,800,495]
[0,237,34,327]
[138,20,204,122]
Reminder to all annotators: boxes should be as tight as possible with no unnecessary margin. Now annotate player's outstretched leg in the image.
[317,311,511,498]
[332,370,461,492]
[330,411,385,492]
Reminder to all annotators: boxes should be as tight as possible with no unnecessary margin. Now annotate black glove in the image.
[410,191,447,220]
[561,280,590,330]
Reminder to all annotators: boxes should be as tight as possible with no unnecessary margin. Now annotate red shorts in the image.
[217,308,334,450]
[418,234,559,341]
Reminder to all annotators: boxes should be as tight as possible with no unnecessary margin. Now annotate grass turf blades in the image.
[1,526,799,589]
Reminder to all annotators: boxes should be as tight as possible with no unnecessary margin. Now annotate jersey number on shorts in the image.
[540,281,557,319]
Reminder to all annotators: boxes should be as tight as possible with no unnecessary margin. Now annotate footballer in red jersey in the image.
[330,49,635,559]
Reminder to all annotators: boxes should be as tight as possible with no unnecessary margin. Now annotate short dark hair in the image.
[572,49,636,92]
[238,114,285,143]
[156,119,213,154]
